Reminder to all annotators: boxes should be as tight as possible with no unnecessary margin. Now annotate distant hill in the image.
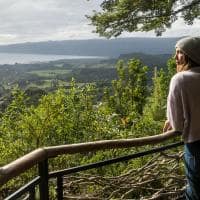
[118,52,172,68]
[0,37,180,57]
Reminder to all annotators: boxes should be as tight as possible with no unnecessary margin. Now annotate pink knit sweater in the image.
[167,67,200,143]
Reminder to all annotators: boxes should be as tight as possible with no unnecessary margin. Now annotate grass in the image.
[27,80,86,89]
[27,69,72,78]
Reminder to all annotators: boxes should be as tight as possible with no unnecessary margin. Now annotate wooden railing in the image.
[0,130,183,199]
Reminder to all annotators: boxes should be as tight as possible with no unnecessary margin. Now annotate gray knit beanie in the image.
[175,36,200,65]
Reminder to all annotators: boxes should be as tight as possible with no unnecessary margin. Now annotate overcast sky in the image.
[0,0,199,45]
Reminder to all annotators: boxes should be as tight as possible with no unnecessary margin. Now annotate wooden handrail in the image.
[0,130,181,186]
[45,130,181,157]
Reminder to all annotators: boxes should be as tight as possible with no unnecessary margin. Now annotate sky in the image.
[0,0,199,45]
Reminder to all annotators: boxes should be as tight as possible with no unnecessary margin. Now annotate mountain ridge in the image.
[0,37,180,57]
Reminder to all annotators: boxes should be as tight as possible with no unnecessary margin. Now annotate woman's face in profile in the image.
[174,47,187,66]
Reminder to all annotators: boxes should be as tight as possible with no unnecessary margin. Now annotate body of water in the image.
[0,53,106,65]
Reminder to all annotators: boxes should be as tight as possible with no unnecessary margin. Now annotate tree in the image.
[134,58,176,136]
[143,58,176,122]
[88,0,200,38]
[103,59,148,128]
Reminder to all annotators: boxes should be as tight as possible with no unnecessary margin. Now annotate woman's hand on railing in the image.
[163,120,172,133]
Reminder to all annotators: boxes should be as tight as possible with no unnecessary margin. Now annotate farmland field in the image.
[27,69,72,77]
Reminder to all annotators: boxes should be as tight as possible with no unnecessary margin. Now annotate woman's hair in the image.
[177,54,199,72]
[175,37,200,72]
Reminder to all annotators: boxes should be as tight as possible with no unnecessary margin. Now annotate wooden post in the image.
[57,176,63,200]
[39,159,49,200]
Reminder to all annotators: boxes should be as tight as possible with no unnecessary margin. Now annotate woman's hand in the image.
[163,120,172,132]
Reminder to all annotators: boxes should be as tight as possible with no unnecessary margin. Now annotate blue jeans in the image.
[184,141,200,200]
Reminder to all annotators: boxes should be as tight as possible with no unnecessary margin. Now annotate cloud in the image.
[123,19,200,38]
[0,0,103,44]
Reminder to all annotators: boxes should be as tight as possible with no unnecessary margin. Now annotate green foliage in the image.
[0,79,121,165]
[144,57,176,121]
[88,0,200,37]
[0,88,30,163]
[133,57,176,137]
[0,57,180,198]
[0,57,172,167]
[103,59,148,130]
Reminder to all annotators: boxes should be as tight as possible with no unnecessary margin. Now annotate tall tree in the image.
[104,59,148,126]
[88,0,200,38]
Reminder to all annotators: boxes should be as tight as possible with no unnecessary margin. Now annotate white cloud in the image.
[0,0,199,44]
[164,19,200,37]
[122,19,200,38]
[0,0,103,44]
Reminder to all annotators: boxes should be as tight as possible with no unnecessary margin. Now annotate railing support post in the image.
[57,176,63,200]
[39,159,49,200]
[29,187,35,200]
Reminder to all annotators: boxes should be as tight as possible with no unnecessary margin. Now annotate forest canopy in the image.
[88,0,200,38]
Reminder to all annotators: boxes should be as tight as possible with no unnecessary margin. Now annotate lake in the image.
[0,52,106,65]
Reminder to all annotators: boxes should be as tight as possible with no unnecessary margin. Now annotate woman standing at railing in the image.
[163,36,200,199]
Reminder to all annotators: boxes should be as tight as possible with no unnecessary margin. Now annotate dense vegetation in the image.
[0,56,181,198]
[0,53,172,108]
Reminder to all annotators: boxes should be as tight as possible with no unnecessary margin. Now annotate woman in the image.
[163,36,200,199]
